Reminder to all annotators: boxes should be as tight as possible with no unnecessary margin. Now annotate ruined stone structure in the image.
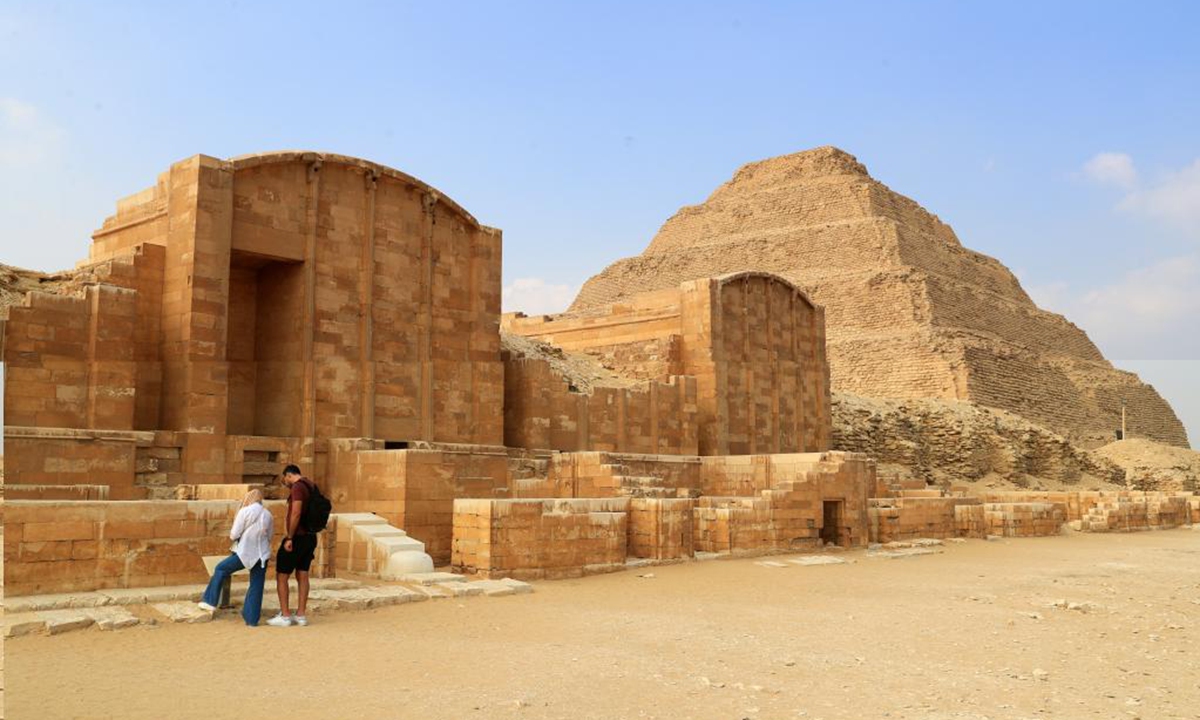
[2,152,503,495]
[572,147,1189,449]
[1,151,869,594]
[505,272,831,456]
[2,149,1195,598]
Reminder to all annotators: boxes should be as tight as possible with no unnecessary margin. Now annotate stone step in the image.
[787,555,847,566]
[151,602,214,624]
[401,571,467,586]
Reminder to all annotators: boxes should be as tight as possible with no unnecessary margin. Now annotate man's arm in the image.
[286,489,304,539]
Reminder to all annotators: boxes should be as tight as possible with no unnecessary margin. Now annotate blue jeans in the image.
[202,553,269,626]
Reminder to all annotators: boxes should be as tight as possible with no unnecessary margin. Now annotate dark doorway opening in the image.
[383,440,410,450]
[821,500,843,546]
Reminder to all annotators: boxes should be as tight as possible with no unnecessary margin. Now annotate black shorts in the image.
[276,534,317,574]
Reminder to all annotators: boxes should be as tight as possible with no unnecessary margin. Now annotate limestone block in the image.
[4,614,48,638]
[787,555,846,566]
[380,551,435,579]
[152,602,213,623]
[496,578,534,594]
[464,580,516,597]
[38,610,96,635]
[401,571,466,586]
[85,606,140,631]
[5,592,111,613]
[435,582,484,597]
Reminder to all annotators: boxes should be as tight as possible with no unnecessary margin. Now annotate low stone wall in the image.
[3,500,287,596]
[981,502,1065,537]
[693,496,774,554]
[451,498,629,580]
[871,491,1195,540]
[628,497,694,560]
[1079,494,1193,532]
[869,497,977,543]
[326,441,511,564]
[3,484,111,501]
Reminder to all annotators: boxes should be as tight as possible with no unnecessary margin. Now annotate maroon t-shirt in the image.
[288,478,312,537]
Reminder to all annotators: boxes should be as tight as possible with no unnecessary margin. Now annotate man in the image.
[267,464,317,627]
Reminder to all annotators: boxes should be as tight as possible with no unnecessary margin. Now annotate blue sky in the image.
[1,1,1197,445]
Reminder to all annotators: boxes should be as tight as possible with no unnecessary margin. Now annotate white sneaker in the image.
[266,613,295,627]
[294,615,309,627]
[197,602,217,612]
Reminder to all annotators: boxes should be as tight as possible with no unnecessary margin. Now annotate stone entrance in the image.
[821,500,843,546]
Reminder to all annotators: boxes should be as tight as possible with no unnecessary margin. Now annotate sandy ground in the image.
[6,529,1199,720]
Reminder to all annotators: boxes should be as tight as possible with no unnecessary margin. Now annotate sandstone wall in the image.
[325,441,511,564]
[627,497,694,560]
[3,500,287,596]
[508,272,831,455]
[502,353,698,455]
[3,150,507,499]
[451,497,630,580]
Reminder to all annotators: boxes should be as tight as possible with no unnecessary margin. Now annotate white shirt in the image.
[230,503,274,569]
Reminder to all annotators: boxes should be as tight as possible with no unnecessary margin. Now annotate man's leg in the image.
[296,571,309,617]
[277,571,292,617]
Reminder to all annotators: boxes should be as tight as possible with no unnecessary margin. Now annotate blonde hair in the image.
[243,488,264,506]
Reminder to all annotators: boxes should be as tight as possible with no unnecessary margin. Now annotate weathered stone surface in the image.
[465,580,517,597]
[85,606,140,631]
[787,556,847,566]
[151,602,213,624]
[3,614,48,638]
[400,572,467,586]
[833,393,1127,488]
[38,610,96,635]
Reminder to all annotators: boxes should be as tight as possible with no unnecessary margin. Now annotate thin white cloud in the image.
[1081,152,1200,240]
[1031,253,1200,359]
[1118,158,1200,239]
[502,277,579,316]
[1081,151,1138,189]
[0,97,67,168]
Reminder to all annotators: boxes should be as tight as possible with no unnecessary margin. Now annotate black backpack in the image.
[300,479,332,533]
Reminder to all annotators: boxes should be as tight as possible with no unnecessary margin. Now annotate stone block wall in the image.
[502,354,698,454]
[325,441,510,564]
[2,428,149,500]
[3,500,287,596]
[628,497,694,560]
[451,498,630,580]
[3,285,138,431]
[506,272,832,456]
[868,497,976,543]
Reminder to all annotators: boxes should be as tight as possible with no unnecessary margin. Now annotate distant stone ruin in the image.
[572,147,1188,449]
[1,150,1196,599]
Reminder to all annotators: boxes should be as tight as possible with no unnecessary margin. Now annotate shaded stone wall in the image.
[506,272,831,455]
[502,353,698,454]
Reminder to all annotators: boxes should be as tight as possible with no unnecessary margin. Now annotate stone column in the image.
[160,155,233,481]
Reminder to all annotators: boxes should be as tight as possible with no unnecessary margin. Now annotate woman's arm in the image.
[229,506,250,541]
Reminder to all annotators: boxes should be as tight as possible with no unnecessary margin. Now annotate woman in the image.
[198,489,275,626]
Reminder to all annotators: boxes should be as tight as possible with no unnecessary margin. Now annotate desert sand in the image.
[6,529,1199,720]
